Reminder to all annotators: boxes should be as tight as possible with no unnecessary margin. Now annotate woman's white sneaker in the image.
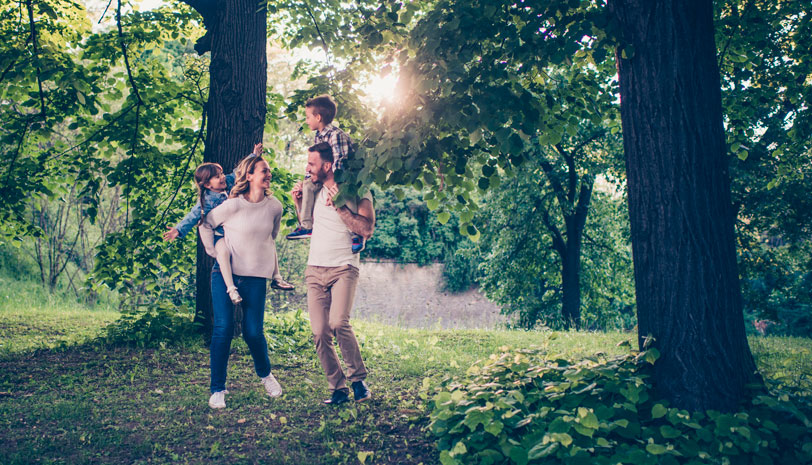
[209,390,228,409]
[261,373,282,397]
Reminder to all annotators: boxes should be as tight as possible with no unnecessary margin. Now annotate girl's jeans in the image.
[210,271,271,393]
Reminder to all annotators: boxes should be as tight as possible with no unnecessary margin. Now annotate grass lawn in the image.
[1,279,810,464]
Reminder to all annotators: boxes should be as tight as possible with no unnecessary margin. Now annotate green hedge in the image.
[428,344,812,465]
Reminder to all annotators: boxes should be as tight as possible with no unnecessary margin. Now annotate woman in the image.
[204,154,285,409]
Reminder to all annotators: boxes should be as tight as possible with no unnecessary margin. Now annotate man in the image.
[291,142,374,405]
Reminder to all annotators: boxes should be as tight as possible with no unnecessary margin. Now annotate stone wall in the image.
[352,261,505,329]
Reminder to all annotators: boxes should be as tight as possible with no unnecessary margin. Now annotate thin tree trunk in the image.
[609,0,760,411]
[560,246,581,329]
[188,0,268,334]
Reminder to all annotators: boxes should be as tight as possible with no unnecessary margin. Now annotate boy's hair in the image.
[230,155,270,199]
[309,142,334,164]
[305,95,337,125]
[193,163,223,224]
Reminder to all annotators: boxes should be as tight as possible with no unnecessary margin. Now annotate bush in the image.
[264,309,312,354]
[428,344,812,465]
[739,238,812,337]
[101,301,199,347]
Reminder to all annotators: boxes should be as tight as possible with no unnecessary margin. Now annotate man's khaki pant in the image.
[305,264,368,392]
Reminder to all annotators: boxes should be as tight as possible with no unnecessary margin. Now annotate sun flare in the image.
[363,72,400,106]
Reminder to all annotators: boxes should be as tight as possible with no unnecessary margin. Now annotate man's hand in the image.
[163,226,180,241]
[291,181,303,200]
[324,183,340,208]
[252,142,263,156]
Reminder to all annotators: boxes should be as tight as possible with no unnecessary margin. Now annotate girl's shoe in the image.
[226,286,242,304]
[270,278,294,291]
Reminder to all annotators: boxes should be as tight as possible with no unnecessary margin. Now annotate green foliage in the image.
[740,239,812,337]
[429,346,812,465]
[101,300,199,348]
[341,0,620,235]
[365,187,466,266]
[458,176,634,330]
[718,0,812,335]
[264,308,312,354]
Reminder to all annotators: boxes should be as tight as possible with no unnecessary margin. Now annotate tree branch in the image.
[116,0,142,107]
[49,104,136,161]
[538,155,569,215]
[539,198,566,256]
[303,0,330,58]
[182,0,218,55]
[158,107,207,226]
[25,0,47,121]
[98,0,113,23]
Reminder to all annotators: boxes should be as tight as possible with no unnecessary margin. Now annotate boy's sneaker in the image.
[351,234,365,254]
[261,373,282,398]
[286,227,312,240]
[324,389,350,405]
[226,286,242,304]
[351,380,371,402]
[208,390,228,409]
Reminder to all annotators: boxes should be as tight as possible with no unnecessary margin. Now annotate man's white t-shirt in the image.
[307,188,373,268]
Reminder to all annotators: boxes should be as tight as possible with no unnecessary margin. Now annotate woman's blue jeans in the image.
[210,271,271,393]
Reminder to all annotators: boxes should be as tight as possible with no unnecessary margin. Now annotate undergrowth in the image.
[427,342,812,465]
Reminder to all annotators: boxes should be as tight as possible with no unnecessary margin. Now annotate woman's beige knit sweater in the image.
[206,195,283,279]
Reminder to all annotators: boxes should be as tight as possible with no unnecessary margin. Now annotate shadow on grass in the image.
[0,338,437,465]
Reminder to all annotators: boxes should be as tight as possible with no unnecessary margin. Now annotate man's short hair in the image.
[305,95,337,125]
[309,142,334,164]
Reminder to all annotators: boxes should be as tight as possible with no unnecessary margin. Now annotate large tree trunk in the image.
[187,0,267,334]
[609,0,760,411]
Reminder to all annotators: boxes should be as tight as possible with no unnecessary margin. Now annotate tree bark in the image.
[185,0,267,334]
[560,244,581,329]
[609,0,760,411]
[559,176,593,330]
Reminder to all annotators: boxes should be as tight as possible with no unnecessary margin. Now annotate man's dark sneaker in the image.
[286,227,312,240]
[324,389,350,405]
[351,234,365,254]
[351,380,371,402]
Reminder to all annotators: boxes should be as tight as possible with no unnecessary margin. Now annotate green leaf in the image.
[484,420,503,436]
[439,450,460,465]
[551,432,573,447]
[580,411,599,429]
[652,404,667,419]
[644,348,660,364]
[645,443,667,455]
[528,442,558,460]
[357,451,373,464]
[660,425,682,439]
[437,211,451,225]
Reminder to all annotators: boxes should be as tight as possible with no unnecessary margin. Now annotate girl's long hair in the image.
[193,162,223,224]
[229,155,270,199]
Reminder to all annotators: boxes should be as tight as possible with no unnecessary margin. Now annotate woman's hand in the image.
[252,142,263,156]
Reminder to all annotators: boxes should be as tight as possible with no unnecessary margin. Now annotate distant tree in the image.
[475,172,635,330]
